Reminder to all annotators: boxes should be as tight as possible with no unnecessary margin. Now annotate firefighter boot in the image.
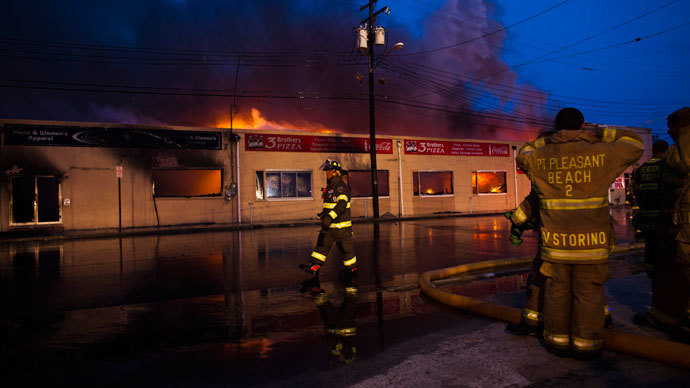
[340,266,358,287]
[505,319,542,337]
[299,262,321,277]
[299,277,325,296]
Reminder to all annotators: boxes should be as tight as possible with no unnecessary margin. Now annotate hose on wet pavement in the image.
[419,245,690,370]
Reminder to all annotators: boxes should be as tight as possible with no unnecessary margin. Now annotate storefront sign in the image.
[403,139,510,157]
[2,124,222,150]
[245,133,393,154]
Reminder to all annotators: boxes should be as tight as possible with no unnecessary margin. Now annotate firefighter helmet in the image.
[320,159,343,172]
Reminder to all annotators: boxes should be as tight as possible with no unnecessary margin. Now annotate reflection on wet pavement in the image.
[0,210,640,384]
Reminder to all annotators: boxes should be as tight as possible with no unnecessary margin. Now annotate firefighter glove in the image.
[321,214,332,228]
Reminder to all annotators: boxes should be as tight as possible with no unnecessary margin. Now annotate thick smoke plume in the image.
[0,0,548,141]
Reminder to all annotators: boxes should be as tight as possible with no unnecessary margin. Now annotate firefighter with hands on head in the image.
[631,139,669,277]
[634,107,690,335]
[516,107,643,359]
[299,159,357,284]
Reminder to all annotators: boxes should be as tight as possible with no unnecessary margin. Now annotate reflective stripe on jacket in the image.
[632,158,664,232]
[517,127,643,264]
[322,175,352,229]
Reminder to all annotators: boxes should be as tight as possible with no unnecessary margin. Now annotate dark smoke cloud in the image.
[0,0,548,141]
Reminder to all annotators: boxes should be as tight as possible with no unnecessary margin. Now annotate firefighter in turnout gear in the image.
[505,189,545,336]
[634,107,690,334]
[516,107,643,358]
[300,277,359,366]
[299,159,357,282]
[506,189,613,336]
[632,140,668,277]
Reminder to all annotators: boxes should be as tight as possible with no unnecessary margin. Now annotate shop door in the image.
[11,176,61,224]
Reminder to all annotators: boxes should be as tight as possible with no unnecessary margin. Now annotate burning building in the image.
[0,118,650,232]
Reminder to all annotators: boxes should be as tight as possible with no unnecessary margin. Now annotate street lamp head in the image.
[393,42,404,50]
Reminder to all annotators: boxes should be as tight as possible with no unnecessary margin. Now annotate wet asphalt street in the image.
[1,209,688,386]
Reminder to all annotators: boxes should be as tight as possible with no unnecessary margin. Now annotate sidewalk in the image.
[0,210,505,244]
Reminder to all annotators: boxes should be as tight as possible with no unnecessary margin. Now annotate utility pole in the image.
[360,0,389,219]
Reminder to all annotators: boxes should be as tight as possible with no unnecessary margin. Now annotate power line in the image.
[399,0,569,56]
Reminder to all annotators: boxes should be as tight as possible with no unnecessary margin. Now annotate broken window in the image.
[152,169,222,197]
[413,171,453,196]
[256,171,312,200]
[347,170,389,197]
[472,171,507,194]
[11,175,61,224]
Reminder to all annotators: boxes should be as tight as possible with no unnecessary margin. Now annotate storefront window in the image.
[152,169,222,197]
[472,171,507,194]
[258,171,312,200]
[413,171,453,196]
[348,170,389,197]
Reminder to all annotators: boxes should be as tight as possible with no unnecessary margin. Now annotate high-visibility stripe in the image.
[637,183,658,191]
[345,286,358,295]
[676,211,690,224]
[523,308,542,322]
[329,327,356,337]
[343,256,357,266]
[514,206,528,224]
[543,330,569,346]
[328,210,338,219]
[330,220,352,229]
[619,136,644,149]
[541,247,610,261]
[540,197,608,210]
[520,145,535,154]
[323,202,351,209]
[639,210,659,216]
[336,194,349,202]
[315,293,329,305]
[602,127,616,142]
[534,137,546,148]
[311,251,327,262]
[572,336,603,351]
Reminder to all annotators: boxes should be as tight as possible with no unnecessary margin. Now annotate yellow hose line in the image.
[419,245,690,370]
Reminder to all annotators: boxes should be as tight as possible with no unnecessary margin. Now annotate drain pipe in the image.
[236,139,241,224]
[397,140,404,217]
[512,145,519,208]
[419,249,690,370]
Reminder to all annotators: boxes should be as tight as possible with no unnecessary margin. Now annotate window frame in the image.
[9,175,63,226]
[346,169,391,198]
[413,170,455,197]
[257,169,314,201]
[151,168,224,198]
[472,170,508,196]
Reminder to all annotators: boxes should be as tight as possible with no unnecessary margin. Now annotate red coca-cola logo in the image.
[488,145,509,156]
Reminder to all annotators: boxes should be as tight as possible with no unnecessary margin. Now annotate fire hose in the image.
[418,245,690,370]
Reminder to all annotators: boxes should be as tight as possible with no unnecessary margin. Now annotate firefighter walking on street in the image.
[299,159,357,283]
[516,107,643,359]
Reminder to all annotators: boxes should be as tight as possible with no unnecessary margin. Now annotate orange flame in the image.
[211,108,338,134]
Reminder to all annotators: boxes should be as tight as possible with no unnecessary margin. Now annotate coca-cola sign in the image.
[245,133,393,154]
[404,139,511,157]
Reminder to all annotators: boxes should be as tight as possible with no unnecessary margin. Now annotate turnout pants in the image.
[522,254,546,328]
[541,261,610,355]
[310,228,357,268]
[649,235,688,326]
